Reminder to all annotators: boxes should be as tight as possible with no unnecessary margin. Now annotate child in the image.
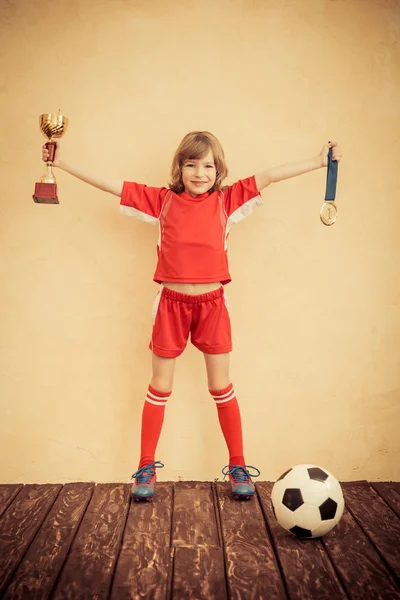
[42,132,342,501]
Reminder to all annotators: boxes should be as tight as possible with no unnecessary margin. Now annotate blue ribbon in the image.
[325,144,338,201]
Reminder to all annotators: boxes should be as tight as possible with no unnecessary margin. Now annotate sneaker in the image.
[222,464,261,500]
[131,461,164,501]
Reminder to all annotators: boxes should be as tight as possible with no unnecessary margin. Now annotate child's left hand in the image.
[319,141,342,167]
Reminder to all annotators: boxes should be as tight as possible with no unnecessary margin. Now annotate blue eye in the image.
[184,163,214,169]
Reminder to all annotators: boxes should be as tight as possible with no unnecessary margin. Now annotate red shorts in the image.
[149,285,232,358]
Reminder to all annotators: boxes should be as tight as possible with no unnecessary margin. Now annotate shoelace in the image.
[222,464,261,483]
[131,460,164,483]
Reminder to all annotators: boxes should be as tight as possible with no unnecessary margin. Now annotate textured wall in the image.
[0,0,399,483]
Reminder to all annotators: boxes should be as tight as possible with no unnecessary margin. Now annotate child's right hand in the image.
[42,137,60,166]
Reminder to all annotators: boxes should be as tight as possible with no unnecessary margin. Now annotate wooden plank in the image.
[0,485,23,518]
[171,482,226,598]
[211,481,224,547]
[172,546,227,600]
[216,482,287,600]
[372,482,400,519]
[172,482,220,547]
[110,482,173,600]
[342,482,400,582]
[322,494,400,600]
[257,482,347,600]
[0,484,61,596]
[52,483,130,600]
[112,533,171,600]
[3,483,94,600]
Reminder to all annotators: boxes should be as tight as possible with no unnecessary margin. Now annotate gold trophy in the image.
[33,111,68,204]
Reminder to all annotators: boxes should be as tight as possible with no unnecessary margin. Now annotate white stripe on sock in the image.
[213,389,235,404]
[146,397,168,406]
[211,387,233,399]
[146,389,169,406]
[147,389,169,401]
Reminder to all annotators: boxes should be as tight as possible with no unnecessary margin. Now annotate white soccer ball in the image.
[271,464,345,538]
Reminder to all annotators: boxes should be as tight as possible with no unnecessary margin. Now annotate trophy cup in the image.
[33,111,69,204]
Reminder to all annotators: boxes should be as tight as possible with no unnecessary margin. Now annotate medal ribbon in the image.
[325,144,338,201]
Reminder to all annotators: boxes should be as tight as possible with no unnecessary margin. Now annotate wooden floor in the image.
[0,480,399,599]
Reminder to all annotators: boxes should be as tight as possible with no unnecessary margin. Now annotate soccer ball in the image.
[271,464,345,538]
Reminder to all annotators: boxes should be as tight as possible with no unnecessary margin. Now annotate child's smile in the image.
[181,150,216,197]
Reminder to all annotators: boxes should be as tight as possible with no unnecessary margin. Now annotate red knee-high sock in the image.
[139,385,171,469]
[209,383,245,467]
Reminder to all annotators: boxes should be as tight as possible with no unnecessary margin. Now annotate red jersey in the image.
[120,175,263,285]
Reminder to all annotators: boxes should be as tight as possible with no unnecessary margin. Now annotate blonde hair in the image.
[169,131,228,194]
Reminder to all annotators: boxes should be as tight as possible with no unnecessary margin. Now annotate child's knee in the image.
[150,377,173,393]
[151,354,176,392]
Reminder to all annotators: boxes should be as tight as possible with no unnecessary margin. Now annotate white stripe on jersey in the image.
[224,194,264,250]
[119,205,159,225]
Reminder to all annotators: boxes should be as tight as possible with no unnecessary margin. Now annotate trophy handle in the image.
[45,141,56,163]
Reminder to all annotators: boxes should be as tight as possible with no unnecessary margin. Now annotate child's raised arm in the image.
[255,141,342,192]
[42,138,124,197]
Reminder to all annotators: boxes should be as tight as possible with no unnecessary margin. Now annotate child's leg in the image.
[138,353,176,468]
[204,352,245,467]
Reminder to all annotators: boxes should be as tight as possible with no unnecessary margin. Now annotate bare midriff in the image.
[162,282,222,295]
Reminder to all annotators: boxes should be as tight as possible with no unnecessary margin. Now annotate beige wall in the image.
[0,0,399,484]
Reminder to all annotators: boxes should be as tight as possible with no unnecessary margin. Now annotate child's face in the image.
[181,150,216,197]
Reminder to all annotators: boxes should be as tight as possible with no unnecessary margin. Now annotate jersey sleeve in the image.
[223,175,264,223]
[119,182,166,225]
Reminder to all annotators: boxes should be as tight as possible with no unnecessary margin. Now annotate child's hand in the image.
[319,141,342,167]
[42,137,61,167]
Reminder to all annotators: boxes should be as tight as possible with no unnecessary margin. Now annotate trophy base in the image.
[33,182,59,204]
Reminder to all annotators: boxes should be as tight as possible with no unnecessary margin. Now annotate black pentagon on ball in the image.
[282,488,304,511]
[319,497,338,520]
[277,468,293,481]
[308,467,329,482]
[290,525,312,538]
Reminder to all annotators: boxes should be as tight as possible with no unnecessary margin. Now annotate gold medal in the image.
[321,144,339,226]
[320,202,338,226]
